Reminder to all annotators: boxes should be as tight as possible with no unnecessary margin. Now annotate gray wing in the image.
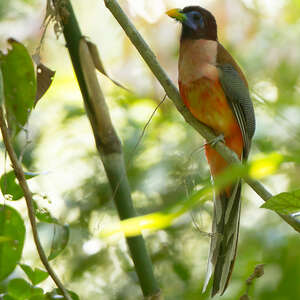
[217,64,256,160]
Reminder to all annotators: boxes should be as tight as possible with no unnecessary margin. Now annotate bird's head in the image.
[166,6,217,41]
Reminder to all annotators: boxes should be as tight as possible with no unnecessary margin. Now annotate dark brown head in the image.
[166,6,217,41]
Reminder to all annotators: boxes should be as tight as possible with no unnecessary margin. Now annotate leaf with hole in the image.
[33,201,58,224]
[0,205,25,281]
[34,62,55,106]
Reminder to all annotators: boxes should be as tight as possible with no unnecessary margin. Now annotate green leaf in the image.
[48,224,69,261]
[29,286,46,300]
[33,201,58,224]
[0,236,12,243]
[7,278,32,300]
[0,39,36,135]
[3,295,16,300]
[0,171,24,200]
[0,205,25,280]
[0,171,38,201]
[172,260,191,282]
[20,264,49,285]
[31,287,44,296]
[29,296,46,300]
[261,190,300,214]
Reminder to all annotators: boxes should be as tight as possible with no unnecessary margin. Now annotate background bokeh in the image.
[1,0,300,299]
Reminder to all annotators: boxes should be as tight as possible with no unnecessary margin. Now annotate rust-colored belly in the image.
[179,77,243,177]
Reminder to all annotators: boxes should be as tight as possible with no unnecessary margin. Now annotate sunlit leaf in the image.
[102,211,178,237]
[0,38,36,135]
[0,205,25,280]
[101,186,211,237]
[7,278,32,300]
[0,236,12,243]
[48,224,69,261]
[20,264,49,285]
[261,190,300,214]
[100,152,287,238]
[249,152,284,179]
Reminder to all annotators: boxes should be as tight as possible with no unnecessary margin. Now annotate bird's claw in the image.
[209,134,225,147]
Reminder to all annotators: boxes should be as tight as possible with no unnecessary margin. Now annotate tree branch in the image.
[103,0,300,234]
[0,107,72,300]
[52,0,160,298]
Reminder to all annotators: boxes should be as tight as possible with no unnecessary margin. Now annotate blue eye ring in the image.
[189,11,204,28]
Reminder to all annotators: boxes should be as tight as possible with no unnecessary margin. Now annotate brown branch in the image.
[0,107,72,300]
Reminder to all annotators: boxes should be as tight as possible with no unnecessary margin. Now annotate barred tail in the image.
[203,181,242,297]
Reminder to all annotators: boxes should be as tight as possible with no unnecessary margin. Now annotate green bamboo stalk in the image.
[103,0,300,234]
[52,0,160,298]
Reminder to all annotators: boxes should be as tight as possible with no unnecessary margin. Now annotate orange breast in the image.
[179,77,243,177]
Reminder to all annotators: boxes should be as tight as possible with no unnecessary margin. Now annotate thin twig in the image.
[111,94,166,200]
[128,94,166,165]
[240,264,265,299]
[0,107,72,300]
[103,0,300,234]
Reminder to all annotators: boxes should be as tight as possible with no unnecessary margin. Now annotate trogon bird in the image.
[167,6,256,297]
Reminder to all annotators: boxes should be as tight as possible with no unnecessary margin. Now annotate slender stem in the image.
[0,107,72,300]
[103,0,300,234]
[52,0,160,297]
[246,178,300,232]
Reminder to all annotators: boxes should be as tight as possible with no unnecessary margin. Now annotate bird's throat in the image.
[179,39,218,84]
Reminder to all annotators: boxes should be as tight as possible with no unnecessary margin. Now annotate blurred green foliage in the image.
[1,0,300,299]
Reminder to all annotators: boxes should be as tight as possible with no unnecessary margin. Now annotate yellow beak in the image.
[166,8,186,22]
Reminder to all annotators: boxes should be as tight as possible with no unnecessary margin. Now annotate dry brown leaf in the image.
[86,40,131,92]
[35,63,55,106]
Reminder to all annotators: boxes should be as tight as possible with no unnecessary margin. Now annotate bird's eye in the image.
[191,13,204,28]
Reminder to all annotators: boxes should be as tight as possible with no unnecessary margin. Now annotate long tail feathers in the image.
[203,181,242,297]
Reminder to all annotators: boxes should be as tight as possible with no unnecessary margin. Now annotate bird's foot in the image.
[208,134,225,147]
